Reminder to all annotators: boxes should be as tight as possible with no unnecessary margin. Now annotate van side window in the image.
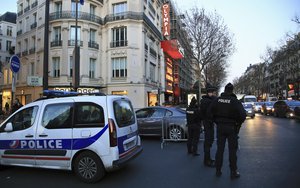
[113,99,135,127]
[74,102,105,128]
[42,103,73,129]
[0,106,38,132]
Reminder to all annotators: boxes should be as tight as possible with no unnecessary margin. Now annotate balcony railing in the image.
[31,22,37,29]
[29,47,35,54]
[50,40,62,47]
[17,30,22,36]
[24,6,30,13]
[31,1,38,8]
[104,11,143,23]
[22,50,28,56]
[110,40,128,48]
[68,40,83,47]
[150,48,157,58]
[17,10,23,16]
[49,11,103,25]
[88,41,99,49]
[96,0,103,4]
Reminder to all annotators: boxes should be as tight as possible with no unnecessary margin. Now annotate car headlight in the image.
[266,107,271,110]
[248,110,252,113]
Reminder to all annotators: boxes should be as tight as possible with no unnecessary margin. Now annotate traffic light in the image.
[288,84,294,91]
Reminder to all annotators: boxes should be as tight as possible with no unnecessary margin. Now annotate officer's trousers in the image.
[187,124,201,153]
[215,123,238,171]
[203,120,214,161]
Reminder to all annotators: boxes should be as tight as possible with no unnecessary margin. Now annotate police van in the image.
[0,91,142,183]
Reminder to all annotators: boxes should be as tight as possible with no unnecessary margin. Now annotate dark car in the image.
[273,100,300,118]
[136,107,187,140]
[294,107,300,120]
[242,103,255,118]
[261,101,275,115]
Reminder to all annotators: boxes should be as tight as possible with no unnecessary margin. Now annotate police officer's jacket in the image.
[186,105,201,126]
[208,92,246,125]
[200,95,216,120]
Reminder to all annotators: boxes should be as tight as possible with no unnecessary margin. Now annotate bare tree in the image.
[204,60,228,91]
[184,7,235,99]
[292,15,300,25]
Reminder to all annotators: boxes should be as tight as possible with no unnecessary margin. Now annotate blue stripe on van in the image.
[0,125,108,150]
[117,130,138,154]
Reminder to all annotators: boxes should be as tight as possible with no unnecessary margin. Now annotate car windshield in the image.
[265,102,274,106]
[244,98,256,103]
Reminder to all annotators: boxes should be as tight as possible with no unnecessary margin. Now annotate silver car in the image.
[243,103,255,118]
[136,107,187,140]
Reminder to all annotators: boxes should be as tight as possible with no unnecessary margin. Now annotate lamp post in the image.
[73,0,81,92]
[43,0,49,90]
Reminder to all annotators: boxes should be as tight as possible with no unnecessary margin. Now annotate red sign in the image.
[162,3,170,36]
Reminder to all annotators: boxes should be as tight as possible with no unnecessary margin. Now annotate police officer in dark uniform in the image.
[186,97,202,156]
[200,85,217,167]
[207,83,246,178]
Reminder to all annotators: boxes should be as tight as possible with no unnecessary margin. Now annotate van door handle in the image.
[25,135,34,138]
[39,134,48,137]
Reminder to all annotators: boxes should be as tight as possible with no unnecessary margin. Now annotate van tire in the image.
[73,151,106,183]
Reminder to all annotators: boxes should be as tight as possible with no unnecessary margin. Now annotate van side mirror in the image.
[4,122,13,132]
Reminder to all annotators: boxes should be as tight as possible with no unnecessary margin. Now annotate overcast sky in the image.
[1,0,299,84]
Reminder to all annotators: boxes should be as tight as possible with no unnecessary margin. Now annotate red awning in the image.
[161,40,183,59]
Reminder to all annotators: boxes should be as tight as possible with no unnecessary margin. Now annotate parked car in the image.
[254,102,264,113]
[261,101,275,115]
[273,100,300,118]
[242,103,255,118]
[294,107,300,120]
[136,107,187,140]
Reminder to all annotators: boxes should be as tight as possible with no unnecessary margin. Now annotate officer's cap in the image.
[225,83,234,93]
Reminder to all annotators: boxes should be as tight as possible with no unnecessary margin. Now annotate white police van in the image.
[0,91,142,183]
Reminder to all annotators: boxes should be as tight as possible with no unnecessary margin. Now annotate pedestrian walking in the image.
[207,83,246,179]
[200,84,217,167]
[186,97,202,156]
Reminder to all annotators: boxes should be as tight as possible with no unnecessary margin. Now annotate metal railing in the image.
[49,11,103,25]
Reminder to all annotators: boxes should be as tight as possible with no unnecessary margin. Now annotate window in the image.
[52,57,60,77]
[0,106,39,132]
[74,102,104,128]
[53,27,61,41]
[113,2,127,14]
[55,1,62,12]
[6,40,12,51]
[70,26,81,45]
[71,0,81,17]
[90,4,96,15]
[112,27,127,47]
[7,26,12,36]
[42,103,73,129]
[113,99,135,127]
[0,39,2,50]
[90,29,96,42]
[150,62,156,82]
[69,56,73,77]
[30,62,34,76]
[112,57,127,78]
[89,58,96,79]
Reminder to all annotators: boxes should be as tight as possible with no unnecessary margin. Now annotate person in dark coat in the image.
[11,98,23,114]
[200,85,217,167]
[207,83,246,178]
[186,97,202,156]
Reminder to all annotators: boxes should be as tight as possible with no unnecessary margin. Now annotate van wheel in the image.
[73,151,106,183]
[168,126,184,140]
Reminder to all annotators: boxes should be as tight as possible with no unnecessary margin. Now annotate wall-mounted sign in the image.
[162,3,170,36]
[27,76,43,86]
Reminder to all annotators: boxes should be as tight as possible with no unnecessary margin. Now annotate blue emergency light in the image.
[43,90,79,97]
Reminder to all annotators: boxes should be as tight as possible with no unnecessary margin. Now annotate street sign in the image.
[10,55,21,73]
[27,76,43,86]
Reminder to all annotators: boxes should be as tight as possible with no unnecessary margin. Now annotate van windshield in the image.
[113,99,135,127]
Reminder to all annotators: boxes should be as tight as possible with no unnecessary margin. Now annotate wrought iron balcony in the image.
[17,30,22,36]
[31,22,37,29]
[31,1,38,8]
[88,41,99,49]
[29,47,36,54]
[22,50,28,56]
[17,10,23,16]
[150,48,157,58]
[110,40,128,48]
[24,6,30,13]
[104,11,143,23]
[50,40,62,47]
[68,40,83,47]
[49,11,103,25]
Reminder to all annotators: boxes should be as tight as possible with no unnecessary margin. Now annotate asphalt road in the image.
[1,114,300,188]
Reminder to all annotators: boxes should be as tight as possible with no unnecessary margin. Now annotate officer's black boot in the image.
[230,170,240,179]
[216,169,222,177]
[204,159,215,167]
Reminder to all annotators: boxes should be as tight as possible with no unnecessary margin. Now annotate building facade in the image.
[0,12,17,112]
[13,0,165,108]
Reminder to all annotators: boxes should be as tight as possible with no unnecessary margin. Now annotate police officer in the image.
[186,97,202,156]
[207,83,246,178]
[200,85,217,167]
